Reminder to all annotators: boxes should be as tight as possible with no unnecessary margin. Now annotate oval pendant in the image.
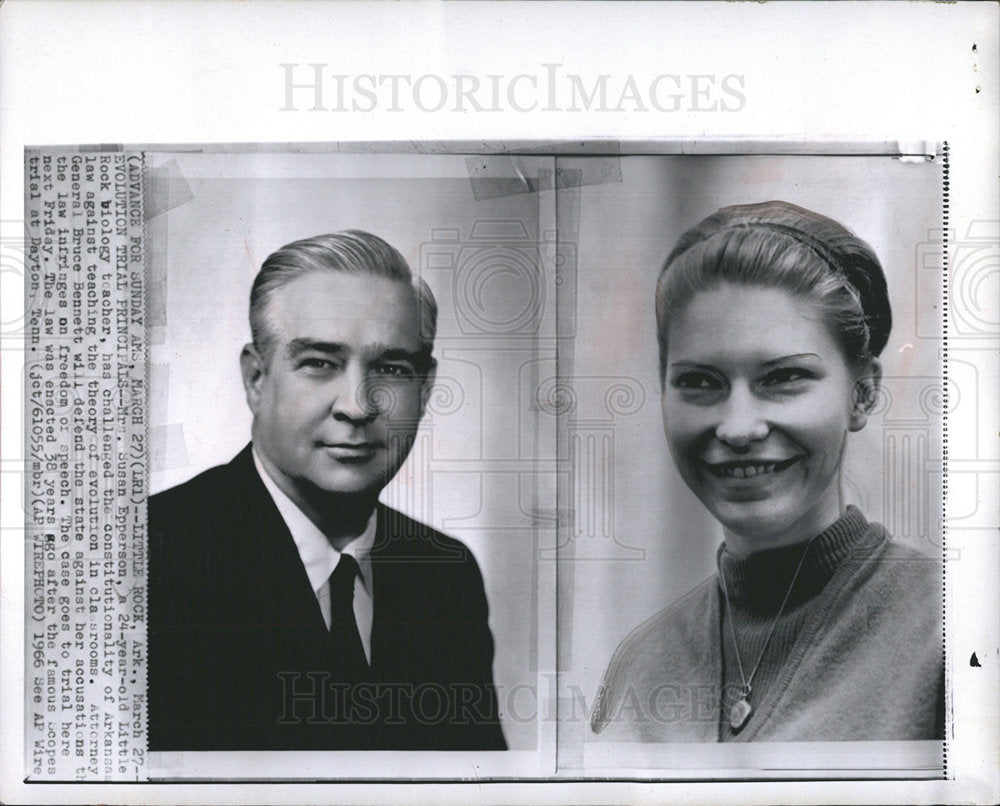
[729,698,752,731]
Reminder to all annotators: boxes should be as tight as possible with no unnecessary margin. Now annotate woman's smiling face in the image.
[662,283,873,556]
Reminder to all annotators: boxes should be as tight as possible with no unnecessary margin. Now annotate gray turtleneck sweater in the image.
[591,507,943,743]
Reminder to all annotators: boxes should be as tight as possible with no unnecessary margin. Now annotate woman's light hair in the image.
[250,230,437,371]
[655,200,892,384]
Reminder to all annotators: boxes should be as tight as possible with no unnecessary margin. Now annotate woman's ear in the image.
[850,357,882,432]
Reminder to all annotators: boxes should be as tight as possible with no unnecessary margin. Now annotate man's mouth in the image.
[705,457,800,479]
[319,441,382,457]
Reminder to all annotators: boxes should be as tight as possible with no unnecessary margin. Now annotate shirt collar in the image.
[252,447,376,596]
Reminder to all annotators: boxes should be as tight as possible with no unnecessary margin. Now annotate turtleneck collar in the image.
[717,506,878,614]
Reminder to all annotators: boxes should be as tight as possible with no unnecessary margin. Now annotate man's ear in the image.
[850,357,882,432]
[419,358,438,417]
[240,343,267,416]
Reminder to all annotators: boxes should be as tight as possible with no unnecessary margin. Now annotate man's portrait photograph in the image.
[143,153,556,766]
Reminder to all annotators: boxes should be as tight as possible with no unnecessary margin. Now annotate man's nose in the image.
[714,386,768,449]
[330,364,377,424]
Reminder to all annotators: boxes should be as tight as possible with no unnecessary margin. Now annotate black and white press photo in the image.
[6,3,999,804]
[23,145,950,782]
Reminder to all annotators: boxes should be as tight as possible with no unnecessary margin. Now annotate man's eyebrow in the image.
[285,338,346,358]
[285,339,426,365]
[376,347,425,364]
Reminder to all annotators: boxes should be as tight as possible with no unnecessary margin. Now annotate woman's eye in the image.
[762,367,812,386]
[673,372,723,390]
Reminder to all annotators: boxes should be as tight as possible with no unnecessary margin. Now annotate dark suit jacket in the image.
[148,444,506,751]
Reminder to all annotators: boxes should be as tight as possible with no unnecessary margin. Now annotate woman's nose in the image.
[714,388,768,449]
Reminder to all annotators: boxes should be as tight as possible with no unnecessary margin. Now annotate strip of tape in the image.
[467,155,622,201]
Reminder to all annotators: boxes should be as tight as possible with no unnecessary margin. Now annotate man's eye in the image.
[673,372,723,390]
[762,367,812,386]
[299,357,338,371]
[373,364,414,378]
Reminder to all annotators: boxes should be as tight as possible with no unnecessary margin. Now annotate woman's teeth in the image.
[709,457,798,478]
[719,463,774,478]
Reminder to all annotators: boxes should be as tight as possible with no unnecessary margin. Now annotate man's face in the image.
[242,271,434,509]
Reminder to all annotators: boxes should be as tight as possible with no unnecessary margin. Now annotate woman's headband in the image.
[663,201,892,359]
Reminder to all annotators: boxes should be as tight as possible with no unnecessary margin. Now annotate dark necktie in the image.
[328,553,370,682]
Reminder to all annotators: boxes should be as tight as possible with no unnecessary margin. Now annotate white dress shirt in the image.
[253,449,375,662]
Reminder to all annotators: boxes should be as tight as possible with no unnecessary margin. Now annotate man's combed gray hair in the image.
[250,230,437,369]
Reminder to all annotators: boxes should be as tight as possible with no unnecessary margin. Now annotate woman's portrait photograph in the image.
[558,152,947,776]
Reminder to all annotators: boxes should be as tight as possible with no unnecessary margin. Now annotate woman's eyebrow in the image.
[760,352,821,367]
[668,353,821,371]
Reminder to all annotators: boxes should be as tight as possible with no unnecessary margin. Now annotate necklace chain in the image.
[719,536,817,701]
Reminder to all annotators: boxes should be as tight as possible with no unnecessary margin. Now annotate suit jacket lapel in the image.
[369,505,399,677]
[227,445,328,636]
[369,505,433,682]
